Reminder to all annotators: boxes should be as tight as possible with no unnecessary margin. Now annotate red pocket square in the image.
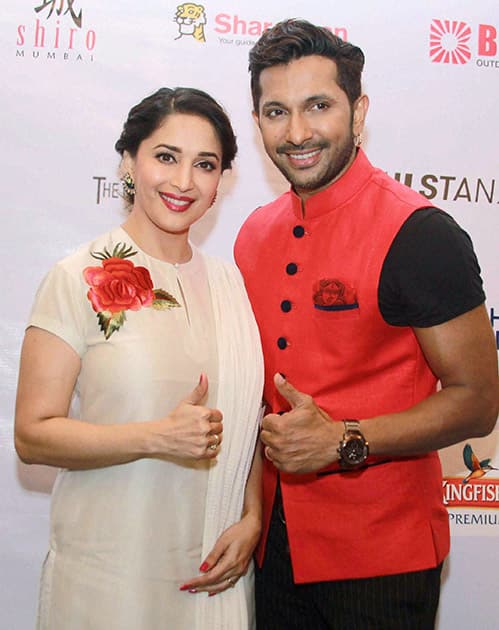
[313,278,358,309]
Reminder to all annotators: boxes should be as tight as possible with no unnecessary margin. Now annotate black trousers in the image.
[255,485,442,630]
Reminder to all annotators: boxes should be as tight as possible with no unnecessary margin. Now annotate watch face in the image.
[342,437,368,466]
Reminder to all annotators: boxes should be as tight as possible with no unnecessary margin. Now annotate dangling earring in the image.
[353,133,363,148]
[122,172,135,197]
[209,191,218,207]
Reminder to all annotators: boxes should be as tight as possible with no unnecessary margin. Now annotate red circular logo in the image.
[430,19,471,64]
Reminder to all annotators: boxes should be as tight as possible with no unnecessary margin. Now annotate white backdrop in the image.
[2,1,498,628]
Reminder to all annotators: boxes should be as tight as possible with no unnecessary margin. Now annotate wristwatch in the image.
[337,420,369,469]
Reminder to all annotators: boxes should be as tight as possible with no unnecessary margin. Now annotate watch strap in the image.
[343,419,361,434]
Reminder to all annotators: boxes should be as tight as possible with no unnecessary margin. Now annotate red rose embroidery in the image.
[313,278,357,307]
[83,242,180,339]
[84,257,154,313]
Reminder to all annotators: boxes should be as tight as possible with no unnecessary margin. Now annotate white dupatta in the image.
[195,252,264,630]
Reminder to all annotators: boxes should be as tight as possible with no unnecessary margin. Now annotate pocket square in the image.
[313,278,358,311]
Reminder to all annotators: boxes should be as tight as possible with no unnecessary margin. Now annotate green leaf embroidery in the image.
[90,242,138,261]
[152,289,181,311]
[96,310,127,339]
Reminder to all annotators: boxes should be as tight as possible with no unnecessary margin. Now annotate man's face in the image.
[254,55,367,200]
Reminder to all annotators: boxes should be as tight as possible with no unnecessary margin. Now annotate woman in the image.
[14,87,264,629]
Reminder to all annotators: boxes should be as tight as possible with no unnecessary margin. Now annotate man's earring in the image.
[353,133,363,147]
[122,172,135,197]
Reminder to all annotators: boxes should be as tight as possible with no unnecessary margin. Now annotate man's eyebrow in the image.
[261,94,335,109]
[304,93,335,104]
[261,100,286,110]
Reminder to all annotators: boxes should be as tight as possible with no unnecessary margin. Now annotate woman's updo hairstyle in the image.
[115,87,238,204]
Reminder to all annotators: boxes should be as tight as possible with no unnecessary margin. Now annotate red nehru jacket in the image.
[235,150,450,583]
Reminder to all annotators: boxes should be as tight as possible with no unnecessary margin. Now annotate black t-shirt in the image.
[379,208,485,327]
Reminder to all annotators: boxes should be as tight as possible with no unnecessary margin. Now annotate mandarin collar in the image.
[289,149,373,220]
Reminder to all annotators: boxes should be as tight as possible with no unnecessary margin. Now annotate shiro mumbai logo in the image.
[16,0,96,62]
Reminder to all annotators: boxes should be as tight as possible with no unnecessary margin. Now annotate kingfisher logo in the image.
[443,445,499,509]
[461,444,498,484]
[430,19,471,64]
[430,18,499,68]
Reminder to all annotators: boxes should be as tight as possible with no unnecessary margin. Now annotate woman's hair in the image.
[249,19,365,112]
[115,87,237,203]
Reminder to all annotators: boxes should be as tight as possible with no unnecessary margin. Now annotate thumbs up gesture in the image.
[153,373,223,460]
[260,373,339,474]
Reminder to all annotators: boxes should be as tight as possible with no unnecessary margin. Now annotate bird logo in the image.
[462,444,498,484]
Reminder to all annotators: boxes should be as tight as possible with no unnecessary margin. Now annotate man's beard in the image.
[272,133,355,194]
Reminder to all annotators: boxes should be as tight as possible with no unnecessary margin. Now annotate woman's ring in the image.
[209,434,219,451]
[227,577,236,587]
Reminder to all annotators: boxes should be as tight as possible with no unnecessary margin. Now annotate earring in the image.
[122,172,135,197]
[353,133,363,147]
[209,191,218,207]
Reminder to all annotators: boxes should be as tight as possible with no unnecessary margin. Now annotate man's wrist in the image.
[337,419,369,468]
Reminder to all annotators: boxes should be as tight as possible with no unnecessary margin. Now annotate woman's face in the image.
[124,112,222,237]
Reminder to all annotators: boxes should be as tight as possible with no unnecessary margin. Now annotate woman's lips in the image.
[159,192,194,212]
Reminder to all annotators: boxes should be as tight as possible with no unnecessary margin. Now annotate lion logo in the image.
[174,3,207,42]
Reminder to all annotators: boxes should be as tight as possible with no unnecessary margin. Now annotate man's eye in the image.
[266,109,285,119]
[312,102,329,111]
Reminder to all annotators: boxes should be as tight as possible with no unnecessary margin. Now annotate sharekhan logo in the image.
[173,3,207,42]
[430,18,499,68]
[171,7,348,49]
[430,19,471,64]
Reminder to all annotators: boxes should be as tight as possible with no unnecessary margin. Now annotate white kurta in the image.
[29,227,263,630]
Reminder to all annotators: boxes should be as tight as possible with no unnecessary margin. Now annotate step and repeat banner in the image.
[1,1,498,627]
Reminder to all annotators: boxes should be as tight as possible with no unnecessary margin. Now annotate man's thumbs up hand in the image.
[260,373,339,474]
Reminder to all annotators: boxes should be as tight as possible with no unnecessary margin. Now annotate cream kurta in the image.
[29,227,263,630]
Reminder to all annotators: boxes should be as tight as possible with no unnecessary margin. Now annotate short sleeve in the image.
[379,208,485,327]
[28,262,88,356]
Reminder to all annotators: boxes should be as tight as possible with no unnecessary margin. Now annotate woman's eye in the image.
[197,161,216,171]
[157,152,175,163]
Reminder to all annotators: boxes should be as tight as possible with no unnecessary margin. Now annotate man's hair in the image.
[249,18,365,112]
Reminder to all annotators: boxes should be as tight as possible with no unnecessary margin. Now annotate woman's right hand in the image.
[15,328,222,470]
[150,373,223,460]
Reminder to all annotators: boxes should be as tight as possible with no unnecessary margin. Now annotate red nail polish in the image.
[209,592,218,597]
[179,584,191,591]
[189,589,197,594]
[199,562,210,572]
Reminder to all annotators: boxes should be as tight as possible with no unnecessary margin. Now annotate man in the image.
[234,18,499,629]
